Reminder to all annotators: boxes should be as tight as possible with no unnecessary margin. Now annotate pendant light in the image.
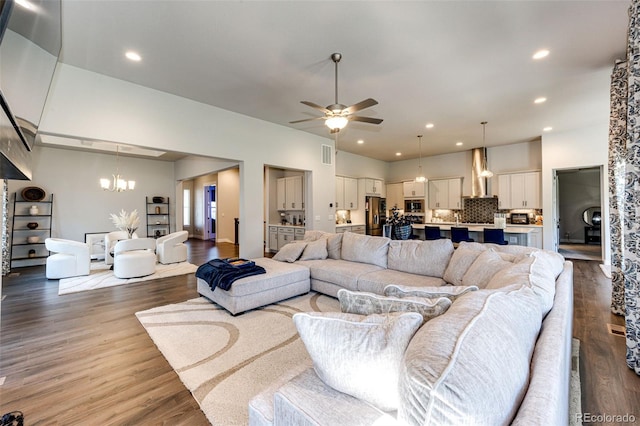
[479,121,494,178]
[415,135,426,183]
[100,145,136,192]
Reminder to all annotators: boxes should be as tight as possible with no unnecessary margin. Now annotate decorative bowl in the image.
[21,186,46,202]
[27,236,39,243]
[152,196,165,203]
[26,222,38,230]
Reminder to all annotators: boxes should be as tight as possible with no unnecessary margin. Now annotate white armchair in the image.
[113,238,157,279]
[104,231,138,265]
[45,238,91,279]
[156,231,188,264]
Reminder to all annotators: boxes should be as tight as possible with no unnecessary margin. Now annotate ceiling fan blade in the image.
[289,116,326,124]
[301,101,331,114]
[350,116,383,125]
[343,98,378,115]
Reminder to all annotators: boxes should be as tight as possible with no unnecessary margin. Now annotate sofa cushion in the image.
[341,232,390,268]
[357,269,446,295]
[327,233,343,260]
[442,245,485,285]
[273,241,307,263]
[383,284,478,301]
[297,258,384,292]
[387,239,454,278]
[299,237,328,261]
[337,289,452,323]
[461,249,515,288]
[398,286,543,425]
[293,311,423,412]
[303,230,327,241]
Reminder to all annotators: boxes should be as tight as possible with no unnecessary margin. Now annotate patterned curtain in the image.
[610,0,640,375]
[609,60,627,316]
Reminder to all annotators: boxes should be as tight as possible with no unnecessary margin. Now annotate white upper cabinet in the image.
[336,176,358,210]
[428,178,462,209]
[277,175,304,210]
[364,178,385,197]
[498,172,540,209]
[403,181,426,198]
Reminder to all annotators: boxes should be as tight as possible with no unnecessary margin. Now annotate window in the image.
[183,189,191,226]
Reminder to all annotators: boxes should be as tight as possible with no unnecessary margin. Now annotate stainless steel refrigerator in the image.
[365,196,387,236]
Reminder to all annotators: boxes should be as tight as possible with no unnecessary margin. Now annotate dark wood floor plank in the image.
[1,241,638,424]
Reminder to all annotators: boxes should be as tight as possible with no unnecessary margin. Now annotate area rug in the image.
[135,293,339,426]
[58,261,198,295]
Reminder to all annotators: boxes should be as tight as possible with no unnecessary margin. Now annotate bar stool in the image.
[483,228,509,245]
[451,227,474,244]
[424,226,443,240]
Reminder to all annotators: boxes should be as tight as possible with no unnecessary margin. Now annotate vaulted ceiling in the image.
[50,1,631,161]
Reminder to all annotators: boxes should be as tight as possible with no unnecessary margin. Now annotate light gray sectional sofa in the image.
[249,231,574,426]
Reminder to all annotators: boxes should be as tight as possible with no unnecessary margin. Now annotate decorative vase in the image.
[29,205,39,215]
[155,206,161,214]
[27,222,38,230]
[394,225,412,240]
[27,236,39,243]
[28,249,36,258]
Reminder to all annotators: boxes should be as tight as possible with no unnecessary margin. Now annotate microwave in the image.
[405,200,424,212]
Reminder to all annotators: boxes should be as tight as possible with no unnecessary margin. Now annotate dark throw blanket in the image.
[195,258,266,291]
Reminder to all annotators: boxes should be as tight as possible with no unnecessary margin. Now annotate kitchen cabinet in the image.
[363,178,385,197]
[277,227,295,250]
[403,181,425,198]
[498,172,540,209]
[336,224,365,234]
[385,183,404,212]
[277,175,304,210]
[269,226,278,252]
[335,176,358,210]
[428,178,462,209]
[528,227,543,249]
[294,228,305,240]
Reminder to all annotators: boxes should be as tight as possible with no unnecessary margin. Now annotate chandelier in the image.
[479,121,494,178]
[415,135,426,183]
[100,145,135,192]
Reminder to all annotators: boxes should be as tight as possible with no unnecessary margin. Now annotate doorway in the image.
[205,185,216,241]
[555,167,602,261]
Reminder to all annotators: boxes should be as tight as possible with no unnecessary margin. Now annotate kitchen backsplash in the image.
[462,197,500,223]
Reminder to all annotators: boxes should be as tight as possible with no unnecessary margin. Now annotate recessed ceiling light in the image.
[357,140,364,144]
[533,49,550,60]
[125,51,142,62]
[456,142,463,146]
[425,123,434,129]
[543,126,553,132]
[15,0,34,10]
[534,97,547,104]
[395,152,402,156]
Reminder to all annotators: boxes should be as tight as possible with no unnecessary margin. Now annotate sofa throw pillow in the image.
[327,233,343,260]
[461,249,514,288]
[303,230,327,242]
[337,289,452,323]
[387,239,454,278]
[442,246,485,286]
[383,284,479,301]
[341,231,390,268]
[485,257,533,291]
[293,311,423,412]
[272,241,306,263]
[299,237,328,261]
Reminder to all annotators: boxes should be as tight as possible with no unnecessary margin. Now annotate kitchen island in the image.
[411,223,543,248]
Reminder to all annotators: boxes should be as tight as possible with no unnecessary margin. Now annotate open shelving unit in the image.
[146,196,170,238]
[10,192,54,269]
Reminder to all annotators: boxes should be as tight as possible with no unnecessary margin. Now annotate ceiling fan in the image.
[290,53,383,134]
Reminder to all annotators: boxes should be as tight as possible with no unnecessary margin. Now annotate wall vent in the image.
[321,144,332,165]
[608,323,626,337]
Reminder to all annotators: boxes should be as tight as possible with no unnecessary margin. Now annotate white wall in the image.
[7,145,175,243]
[39,64,336,259]
[541,123,610,263]
[336,150,388,179]
[218,168,240,243]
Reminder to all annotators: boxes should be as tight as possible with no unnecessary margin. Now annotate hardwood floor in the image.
[0,241,638,425]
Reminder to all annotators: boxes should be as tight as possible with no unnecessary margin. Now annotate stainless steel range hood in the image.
[469,147,493,198]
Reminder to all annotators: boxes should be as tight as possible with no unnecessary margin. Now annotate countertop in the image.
[423,221,542,228]
[268,224,305,228]
[413,223,536,234]
[336,223,365,228]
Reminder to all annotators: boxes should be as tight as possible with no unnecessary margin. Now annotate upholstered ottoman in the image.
[197,257,310,315]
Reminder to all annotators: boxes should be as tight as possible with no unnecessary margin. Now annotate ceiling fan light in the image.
[325,116,348,130]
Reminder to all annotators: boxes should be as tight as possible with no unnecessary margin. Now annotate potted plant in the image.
[386,207,414,240]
